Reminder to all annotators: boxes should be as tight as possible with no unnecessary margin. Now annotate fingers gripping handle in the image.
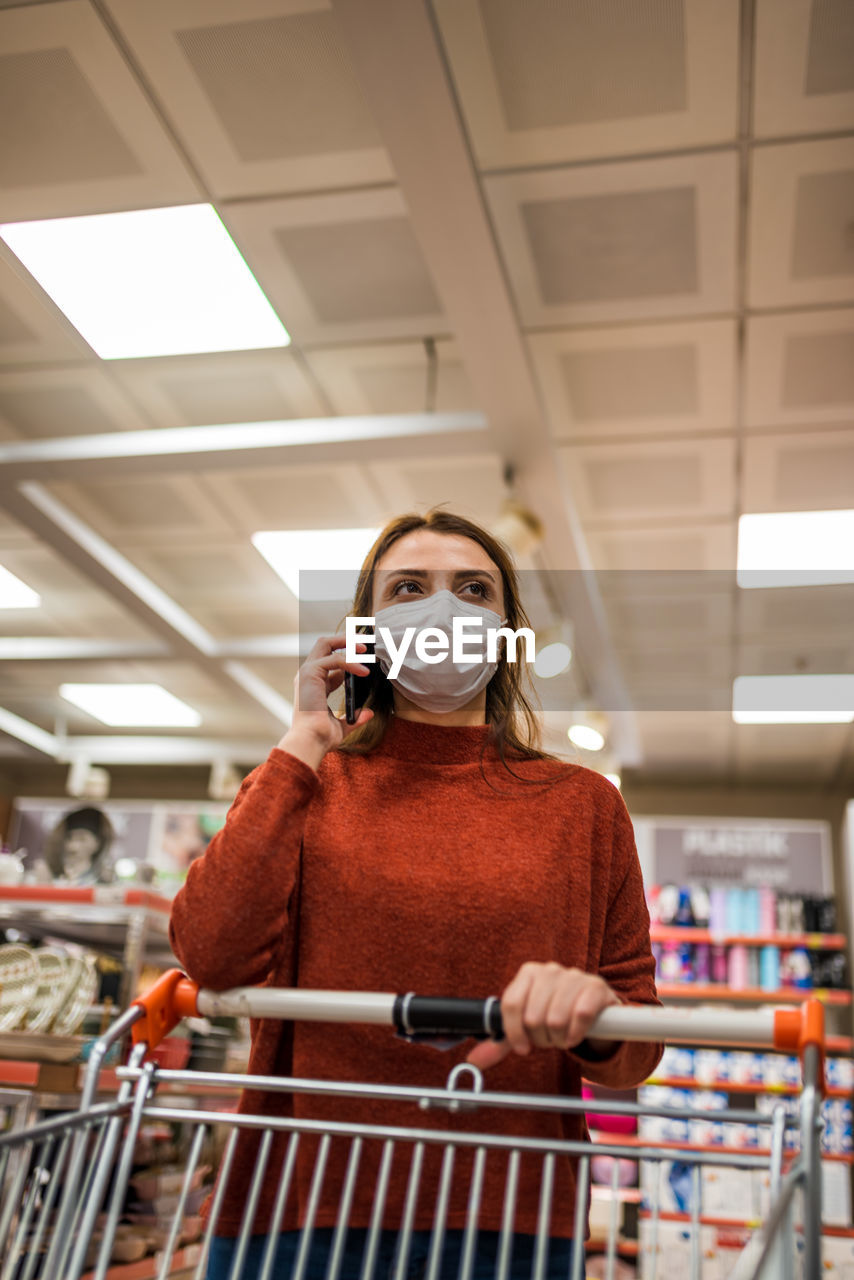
[131,968,200,1049]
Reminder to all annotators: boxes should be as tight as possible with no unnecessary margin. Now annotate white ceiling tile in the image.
[209,462,372,533]
[116,539,299,623]
[369,456,506,526]
[0,244,92,367]
[485,151,737,326]
[738,582,854,644]
[754,0,854,137]
[0,366,149,439]
[305,341,476,416]
[586,523,737,571]
[731,721,849,780]
[435,0,739,167]
[736,639,854,677]
[529,319,736,441]
[0,0,200,220]
[110,349,327,428]
[560,437,737,525]
[745,310,854,428]
[221,189,447,345]
[749,138,854,308]
[104,0,392,198]
[631,710,733,774]
[741,427,854,511]
[46,475,236,539]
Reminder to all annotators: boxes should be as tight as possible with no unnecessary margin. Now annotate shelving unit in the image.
[0,885,175,1012]
[648,1075,852,1100]
[650,927,847,949]
[656,984,852,1003]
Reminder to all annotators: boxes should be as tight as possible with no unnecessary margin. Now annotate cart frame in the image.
[0,975,827,1280]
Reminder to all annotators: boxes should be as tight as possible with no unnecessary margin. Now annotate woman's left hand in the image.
[466,962,621,1072]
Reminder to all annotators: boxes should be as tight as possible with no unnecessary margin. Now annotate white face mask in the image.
[373,588,504,713]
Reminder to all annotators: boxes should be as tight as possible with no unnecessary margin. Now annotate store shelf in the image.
[662,1034,854,1054]
[0,886,173,953]
[657,985,851,1005]
[594,1134,854,1162]
[639,1212,854,1238]
[81,1244,201,1280]
[590,1186,644,1203]
[0,885,177,1008]
[584,1238,639,1257]
[651,927,847,949]
[0,886,172,911]
[646,1076,853,1099]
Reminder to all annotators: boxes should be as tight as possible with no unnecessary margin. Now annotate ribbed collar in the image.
[379,715,494,764]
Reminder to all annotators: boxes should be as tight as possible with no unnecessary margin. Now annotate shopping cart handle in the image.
[131,973,505,1049]
[131,971,827,1067]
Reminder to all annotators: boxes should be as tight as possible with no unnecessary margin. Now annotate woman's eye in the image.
[461,581,487,597]
[393,580,422,595]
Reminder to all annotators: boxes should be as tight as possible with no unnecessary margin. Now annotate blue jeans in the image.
[206,1227,575,1280]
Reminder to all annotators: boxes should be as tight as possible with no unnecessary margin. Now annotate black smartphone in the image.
[345,641,374,724]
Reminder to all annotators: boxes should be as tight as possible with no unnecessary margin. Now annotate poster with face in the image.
[8,799,228,895]
[147,807,227,895]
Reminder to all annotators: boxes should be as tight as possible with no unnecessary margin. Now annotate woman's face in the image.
[63,827,99,880]
[371,530,505,618]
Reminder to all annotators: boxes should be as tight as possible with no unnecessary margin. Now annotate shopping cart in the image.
[0,972,825,1280]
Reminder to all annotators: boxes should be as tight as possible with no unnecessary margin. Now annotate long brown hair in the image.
[336,509,557,771]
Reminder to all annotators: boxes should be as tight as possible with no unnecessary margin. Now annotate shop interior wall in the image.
[2,761,850,933]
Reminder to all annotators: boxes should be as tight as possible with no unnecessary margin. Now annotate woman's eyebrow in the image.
[379,568,497,581]
[452,569,497,582]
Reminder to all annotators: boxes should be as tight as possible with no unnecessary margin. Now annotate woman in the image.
[44,805,114,884]
[169,509,662,1279]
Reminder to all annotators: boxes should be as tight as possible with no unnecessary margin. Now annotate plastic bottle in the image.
[759,887,777,935]
[708,887,727,936]
[674,886,696,928]
[694,942,711,983]
[760,945,780,991]
[659,941,682,983]
[710,944,728,984]
[727,944,749,990]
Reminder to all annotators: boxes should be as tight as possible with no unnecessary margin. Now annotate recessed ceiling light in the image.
[568,723,605,751]
[60,683,202,727]
[0,204,290,360]
[0,565,40,609]
[737,509,854,588]
[732,675,854,724]
[604,772,622,790]
[534,641,572,678]
[252,528,381,601]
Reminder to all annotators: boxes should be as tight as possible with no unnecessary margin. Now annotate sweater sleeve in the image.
[572,788,664,1088]
[169,748,319,990]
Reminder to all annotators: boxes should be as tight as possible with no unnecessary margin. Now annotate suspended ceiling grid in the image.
[0,0,852,789]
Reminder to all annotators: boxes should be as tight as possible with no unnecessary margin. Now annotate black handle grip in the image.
[393,994,504,1042]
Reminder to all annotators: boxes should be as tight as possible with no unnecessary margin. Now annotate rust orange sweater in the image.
[169,718,662,1239]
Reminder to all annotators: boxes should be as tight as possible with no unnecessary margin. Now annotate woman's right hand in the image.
[276,634,374,771]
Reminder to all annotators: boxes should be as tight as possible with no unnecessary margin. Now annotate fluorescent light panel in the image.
[737,509,854,588]
[60,683,202,727]
[732,675,854,724]
[252,528,381,601]
[0,564,40,608]
[0,205,290,360]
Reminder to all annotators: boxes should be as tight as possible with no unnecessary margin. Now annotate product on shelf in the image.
[645,881,849,990]
[0,942,97,1038]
